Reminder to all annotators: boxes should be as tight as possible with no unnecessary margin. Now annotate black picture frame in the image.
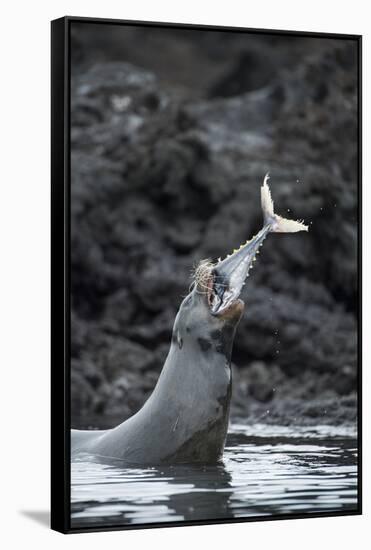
[51,15,362,534]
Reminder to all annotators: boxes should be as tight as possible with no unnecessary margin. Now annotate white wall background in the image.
[0,0,369,548]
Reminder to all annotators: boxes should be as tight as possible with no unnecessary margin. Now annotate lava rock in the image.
[70,38,358,429]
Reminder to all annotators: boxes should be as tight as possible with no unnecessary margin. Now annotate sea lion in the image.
[71,175,307,464]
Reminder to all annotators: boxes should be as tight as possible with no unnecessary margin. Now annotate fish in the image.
[206,174,308,316]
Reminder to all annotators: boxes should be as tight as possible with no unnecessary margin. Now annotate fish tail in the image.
[261,173,308,233]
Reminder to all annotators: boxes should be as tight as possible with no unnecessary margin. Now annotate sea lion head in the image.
[192,258,245,325]
[171,259,246,361]
[171,214,277,360]
[172,224,269,359]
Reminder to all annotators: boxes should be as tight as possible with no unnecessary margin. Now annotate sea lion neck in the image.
[209,323,239,362]
[171,318,238,364]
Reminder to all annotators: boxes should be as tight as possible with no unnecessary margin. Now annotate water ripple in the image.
[71,423,358,528]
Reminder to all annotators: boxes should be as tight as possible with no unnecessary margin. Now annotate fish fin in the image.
[261,173,308,233]
[261,173,275,220]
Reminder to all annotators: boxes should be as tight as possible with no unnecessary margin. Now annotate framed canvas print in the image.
[51,16,362,533]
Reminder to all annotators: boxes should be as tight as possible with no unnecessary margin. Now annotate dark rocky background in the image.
[70,22,359,429]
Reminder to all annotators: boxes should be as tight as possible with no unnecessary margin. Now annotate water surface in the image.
[71,423,358,528]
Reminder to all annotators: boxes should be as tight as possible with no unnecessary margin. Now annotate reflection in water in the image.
[71,424,358,528]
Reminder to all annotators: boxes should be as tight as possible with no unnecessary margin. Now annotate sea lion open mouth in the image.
[196,174,308,317]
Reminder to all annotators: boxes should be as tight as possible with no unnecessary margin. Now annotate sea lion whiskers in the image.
[192,259,213,297]
[192,260,230,291]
